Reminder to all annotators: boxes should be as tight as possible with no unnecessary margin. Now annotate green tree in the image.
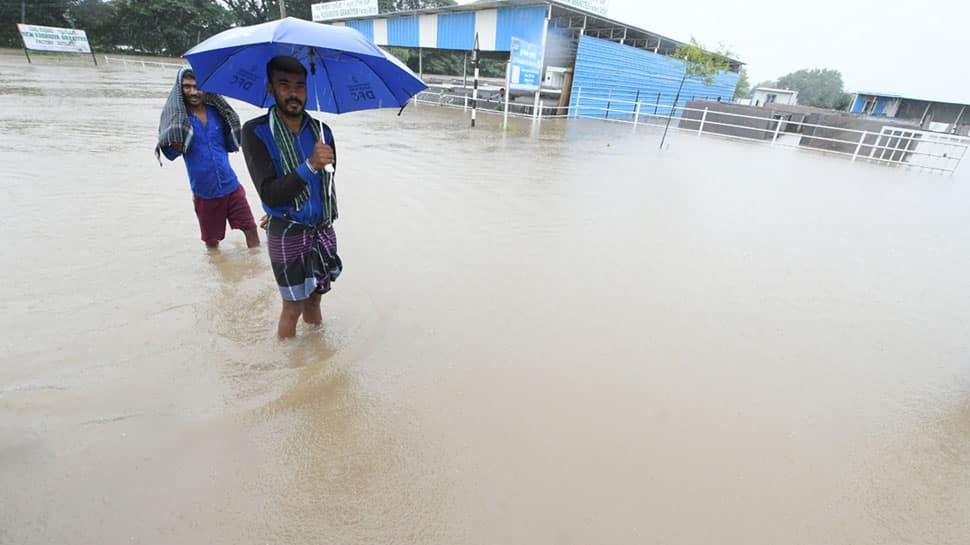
[660,38,734,149]
[113,0,232,56]
[774,68,849,109]
[378,0,456,13]
[67,0,121,50]
[0,0,73,48]
[385,46,504,78]
[733,67,750,100]
[223,0,316,24]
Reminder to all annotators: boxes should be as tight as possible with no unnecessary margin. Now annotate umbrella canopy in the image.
[184,17,426,114]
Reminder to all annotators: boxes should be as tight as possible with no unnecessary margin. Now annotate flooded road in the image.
[2,50,970,544]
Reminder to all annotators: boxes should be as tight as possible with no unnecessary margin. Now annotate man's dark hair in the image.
[181,68,195,81]
[267,56,307,81]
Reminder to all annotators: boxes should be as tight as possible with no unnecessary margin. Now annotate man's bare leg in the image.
[243,228,260,248]
[303,292,322,325]
[279,299,304,339]
[205,240,219,249]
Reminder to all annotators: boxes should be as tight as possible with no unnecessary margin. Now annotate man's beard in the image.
[280,98,304,118]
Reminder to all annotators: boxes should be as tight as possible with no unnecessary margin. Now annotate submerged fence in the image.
[414,85,968,175]
[103,55,185,70]
[100,56,966,176]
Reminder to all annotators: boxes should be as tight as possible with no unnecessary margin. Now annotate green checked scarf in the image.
[268,106,336,223]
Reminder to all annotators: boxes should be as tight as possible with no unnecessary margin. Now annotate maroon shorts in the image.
[193,185,257,242]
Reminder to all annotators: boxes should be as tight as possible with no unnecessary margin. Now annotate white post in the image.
[852,131,867,161]
[503,61,511,129]
[698,107,708,135]
[463,93,468,111]
[471,33,479,128]
[538,100,544,122]
[772,116,783,143]
[533,91,541,120]
[574,87,582,118]
[633,101,641,129]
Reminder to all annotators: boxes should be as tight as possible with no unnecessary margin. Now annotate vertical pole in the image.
[504,60,511,129]
[633,101,641,129]
[954,105,966,129]
[279,0,286,18]
[534,4,550,122]
[20,32,31,64]
[574,87,581,118]
[605,89,612,119]
[772,115,783,143]
[698,107,708,135]
[919,103,932,127]
[90,48,98,66]
[852,131,866,161]
[418,47,423,81]
[655,92,660,115]
[659,71,687,150]
[538,100,544,122]
[471,34,479,128]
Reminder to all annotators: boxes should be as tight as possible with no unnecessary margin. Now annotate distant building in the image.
[849,91,969,134]
[316,0,743,117]
[751,87,798,106]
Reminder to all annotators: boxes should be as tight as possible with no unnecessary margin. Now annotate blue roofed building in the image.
[313,0,743,118]
[849,91,969,135]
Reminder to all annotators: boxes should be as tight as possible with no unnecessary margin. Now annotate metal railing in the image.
[103,55,187,70]
[413,85,968,175]
[573,93,967,175]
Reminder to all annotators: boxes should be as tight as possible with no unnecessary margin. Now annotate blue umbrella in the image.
[184,17,426,115]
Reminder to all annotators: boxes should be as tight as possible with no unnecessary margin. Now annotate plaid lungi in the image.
[266,216,342,301]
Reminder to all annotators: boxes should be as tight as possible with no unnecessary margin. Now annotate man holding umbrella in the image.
[184,17,426,337]
[242,56,342,339]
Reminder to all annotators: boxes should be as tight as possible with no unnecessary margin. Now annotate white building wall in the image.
[475,9,498,50]
[419,14,437,48]
[752,88,797,106]
[372,18,388,45]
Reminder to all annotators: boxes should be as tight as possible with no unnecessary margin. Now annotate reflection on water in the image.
[2,51,970,545]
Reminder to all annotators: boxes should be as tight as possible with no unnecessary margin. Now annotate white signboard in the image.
[17,24,91,53]
[555,0,610,17]
[312,0,379,22]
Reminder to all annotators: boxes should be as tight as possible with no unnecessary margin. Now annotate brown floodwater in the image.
[2,50,970,545]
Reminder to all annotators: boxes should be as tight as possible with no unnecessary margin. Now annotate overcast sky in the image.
[458,0,970,103]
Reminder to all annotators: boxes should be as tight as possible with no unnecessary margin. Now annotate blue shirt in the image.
[250,115,335,226]
[167,105,240,199]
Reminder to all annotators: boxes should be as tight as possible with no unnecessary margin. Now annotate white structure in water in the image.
[751,87,798,106]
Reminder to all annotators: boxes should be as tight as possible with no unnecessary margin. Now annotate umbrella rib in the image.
[316,48,342,115]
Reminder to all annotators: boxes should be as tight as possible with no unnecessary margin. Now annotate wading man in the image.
[241,56,342,339]
[157,67,260,249]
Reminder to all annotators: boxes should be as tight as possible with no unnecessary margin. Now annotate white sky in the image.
[458,0,970,103]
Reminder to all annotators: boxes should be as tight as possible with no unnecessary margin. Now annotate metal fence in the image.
[573,92,967,175]
[103,56,186,70]
[414,85,968,175]
[100,59,965,175]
